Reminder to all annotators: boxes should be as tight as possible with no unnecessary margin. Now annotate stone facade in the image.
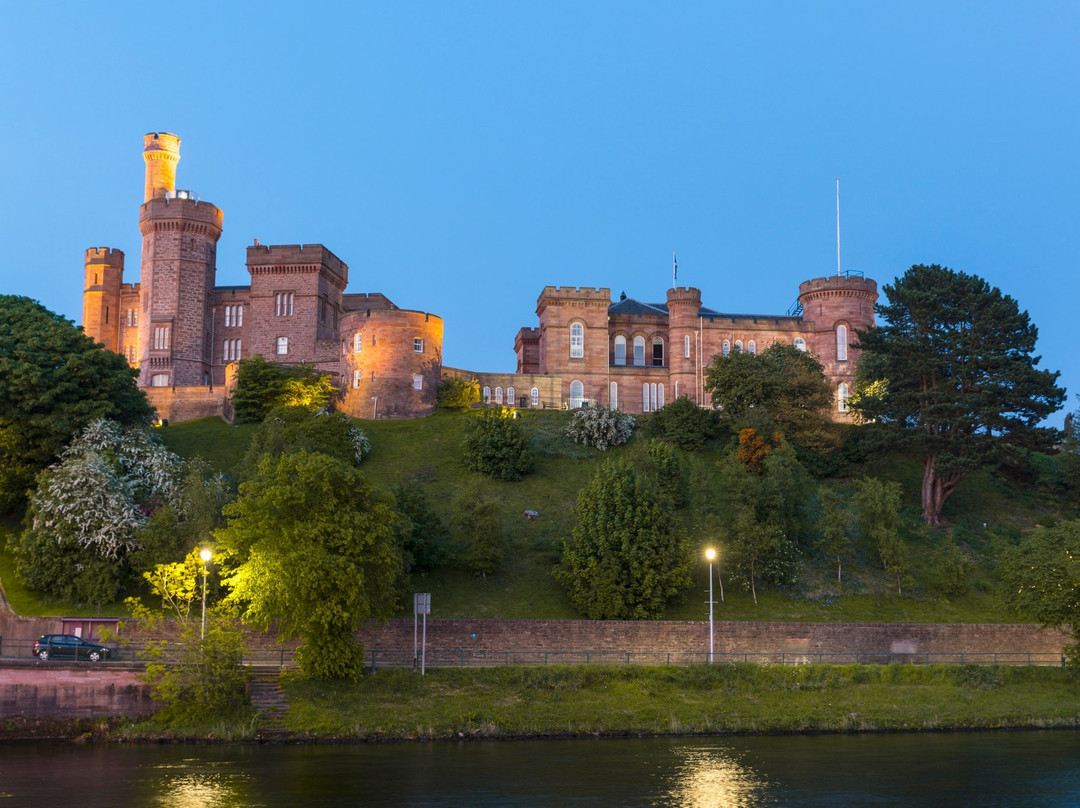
[81,133,877,422]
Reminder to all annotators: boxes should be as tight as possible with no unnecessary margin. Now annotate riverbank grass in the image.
[281,664,1080,740]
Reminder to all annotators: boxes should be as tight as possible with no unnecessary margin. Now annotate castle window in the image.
[224,305,243,327]
[495,387,503,404]
[735,340,743,353]
[836,324,849,361]
[353,369,362,389]
[507,386,516,406]
[614,335,626,365]
[483,386,491,404]
[354,332,363,353]
[642,383,649,412]
[643,382,664,412]
[570,322,584,359]
[223,339,242,362]
[838,382,850,413]
[684,335,691,359]
[748,340,757,356]
[633,336,645,366]
[530,387,539,407]
[104,307,109,324]
[674,381,679,398]
[126,309,138,327]
[413,374,423,390]
[609,382,618,409]
[569,380,584,408]
[652,338,664,366]
[125,345,136,363]
[794,338,807,352]
[150,373,169,387]
[414,338,424,353]
[722,339,730,357]
[274,292,294,317]
[153,326,170,350]
[276,337,288,355]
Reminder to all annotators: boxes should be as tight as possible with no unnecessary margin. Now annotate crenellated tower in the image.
[666,286,703,403]
[136,132,223,387]
[82,247,125,352]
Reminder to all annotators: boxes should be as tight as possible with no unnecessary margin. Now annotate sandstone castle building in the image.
[82,133,877,422]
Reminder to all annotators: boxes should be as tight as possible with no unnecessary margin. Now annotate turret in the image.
[143,132,181,203]
[82,247,125,352]
[666,287,702,402]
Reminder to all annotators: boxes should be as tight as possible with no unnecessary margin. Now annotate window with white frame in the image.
[684,335,691,358]
[748,340,757,355]
[610,382,618,409]
[722,339,730,356]
[570,322,584,358]
[569,380,584,408]
[674,380,679,398]
[495,387,503,404]
[836,324,848,361]
[153,326,170,350]
[483,386,491,404]
[274,292,294,317]
[126,309,138,327]
[353,369,362,388]
[794,337,807,352]
[125,345,136,363]
[645,382,664,412]
[735,340,743,353]
[150,373,169,387]
[530,387,539,406]
[642,383,649,412]
[413,374,423,390]
[223,339,242,361]
[507,386,516,406]
[838,382,850,412]
[353,332,363,352]
[276,337,288,355]
[633,336,645,366]
[224,304,243,327]
[614,335,626,366]
[414,337,424,353]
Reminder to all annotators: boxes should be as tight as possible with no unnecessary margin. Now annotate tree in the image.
[554,459,693,619]
[229,356,336,424]
[704,342,832,446]
[817,486,852,584]
[853,264,1064,525]
[0,296,152,513]
[461,407,534,481]
[437,377,481,409]
[216,451,402,680]
[393,480,450,573]
[852,477,908,595]
[646,396,715,450]
[566,405,635,451]
[451,484,505,576]
[240,405,369,479]
[999,520,1080,664]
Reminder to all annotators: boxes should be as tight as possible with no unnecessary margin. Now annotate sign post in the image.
[414,593,431,676]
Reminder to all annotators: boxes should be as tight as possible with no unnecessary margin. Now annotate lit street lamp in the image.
[705,548,716,663]
[199,548,212,640]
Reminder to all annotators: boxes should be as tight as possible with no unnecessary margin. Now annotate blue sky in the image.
[2,3,1076,424]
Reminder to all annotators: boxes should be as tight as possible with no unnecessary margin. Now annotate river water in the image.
[2,731,1079,806]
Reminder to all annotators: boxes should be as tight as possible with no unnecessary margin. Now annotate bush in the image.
[437,377,481,409]
[566,406,635,451]
[230,356,336,424]
[646,397,713,450]
[451,485,505,576]
[242,406,369,479]
[461,408,534,481]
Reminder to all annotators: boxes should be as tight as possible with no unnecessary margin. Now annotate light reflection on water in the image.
[145,759,257,808]
[661,744,771,808]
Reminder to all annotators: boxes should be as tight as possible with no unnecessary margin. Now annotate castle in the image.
[82,133,877,422]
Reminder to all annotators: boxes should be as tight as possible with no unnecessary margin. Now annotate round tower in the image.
[82,247,125,352]
[143,132,181,203]
[666,286,702,403]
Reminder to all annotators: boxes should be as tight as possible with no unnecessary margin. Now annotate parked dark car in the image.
[32,634,110,662]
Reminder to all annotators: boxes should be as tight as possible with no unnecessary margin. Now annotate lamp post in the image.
[705,548,716,663]
[199,548,212,640]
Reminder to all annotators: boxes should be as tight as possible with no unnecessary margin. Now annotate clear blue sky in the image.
[2,3,1076,424]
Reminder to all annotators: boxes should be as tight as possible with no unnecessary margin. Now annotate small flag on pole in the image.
[672,251,678,286]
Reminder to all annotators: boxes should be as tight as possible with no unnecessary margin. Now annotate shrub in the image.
[451,485,505,576]
[565,406,635,451]
[461,407,534,481]
[437,377,481,409]
[646,397,713,450]
[230,356,336,424]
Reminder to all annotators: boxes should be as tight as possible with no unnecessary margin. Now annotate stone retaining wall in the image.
[0,664,156,719]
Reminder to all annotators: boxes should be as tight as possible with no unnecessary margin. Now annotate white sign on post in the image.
[413,593,431,675]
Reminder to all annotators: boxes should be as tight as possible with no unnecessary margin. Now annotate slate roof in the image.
[609,297,802,322]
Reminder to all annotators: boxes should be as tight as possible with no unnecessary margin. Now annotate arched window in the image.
[838,382,850,412]
[735,340,743,353]
[836,324,848,361]
[614,335,626,365]
[722,339,731,357]
[684,335,691,359]
[495,387,503,404]
[656,383,665,410]
[609,382,618,409]
[570,322,584,358]
[642,383,650,412]
[531,387,539,406]
[507,386,516,406]
[794,337,807,352]
[483,386,491,404]
[674,380,679,398]
[569,380,584,408]
[748,340,757,356]
[652,337,664,366]
[633,336,645,366]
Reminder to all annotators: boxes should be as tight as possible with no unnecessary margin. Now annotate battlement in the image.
[798,274,878,299]
[84,247,124,268]
[247,243,348,286]
[536,285,611,315]
[666,286,702,304]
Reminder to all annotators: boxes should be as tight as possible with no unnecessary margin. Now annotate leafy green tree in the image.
[704,342,832,446]
[999,520,1080,664]
[852,477,908,594]
[216,451,402,680]
[930,540,968,597]
[817,486,852,584]
[451,484,505,577]
[638,438,685,507]
[241,405,369,478]
[0,295,152,513]
[718,438,809,603]
[437,377,481,409]
[393,480,450,572]
[646,396,715,450]
[554,460,693,619]
[461,407,534,481]
[229,356,336,424]
[853,264,1064,525]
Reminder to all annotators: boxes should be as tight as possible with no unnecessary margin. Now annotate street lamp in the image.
[705,548,716,663]
[199,548,212,640]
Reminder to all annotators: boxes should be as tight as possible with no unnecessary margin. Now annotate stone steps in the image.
[247,668,291,734]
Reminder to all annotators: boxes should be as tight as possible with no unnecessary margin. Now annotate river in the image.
[2,731,1079,806]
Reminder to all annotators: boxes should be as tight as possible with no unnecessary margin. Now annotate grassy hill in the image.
[143,409,1077,624]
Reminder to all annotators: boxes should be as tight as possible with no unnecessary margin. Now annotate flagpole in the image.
[672,251,677,288]
[836,178,841,277]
